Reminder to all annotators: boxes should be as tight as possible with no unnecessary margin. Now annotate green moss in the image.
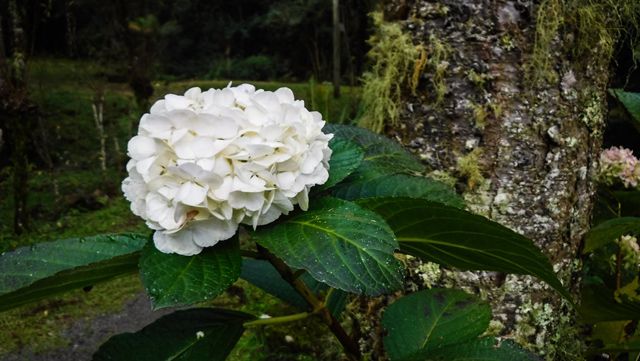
[469,102,488,130]
[467,69,489,90]
[427,35,451,105]
[427,170,458,188]
[530,0,640,84]
[357,12,419,133]
[0,275,142,355]
[456,148,485,190]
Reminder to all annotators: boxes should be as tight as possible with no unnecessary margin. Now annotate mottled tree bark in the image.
[356,1,611,359]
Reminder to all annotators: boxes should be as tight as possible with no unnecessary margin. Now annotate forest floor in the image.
[0,58,357,360]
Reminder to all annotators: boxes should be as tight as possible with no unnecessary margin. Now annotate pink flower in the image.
[599,147,640,189]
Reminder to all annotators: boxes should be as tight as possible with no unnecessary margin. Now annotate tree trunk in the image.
[356,1,614,359]
[1,0,34,236]
[333,0,341,98]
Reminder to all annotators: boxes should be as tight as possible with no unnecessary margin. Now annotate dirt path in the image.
[0,293,174,361]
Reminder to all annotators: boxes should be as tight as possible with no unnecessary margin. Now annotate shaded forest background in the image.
[2,0,640,360]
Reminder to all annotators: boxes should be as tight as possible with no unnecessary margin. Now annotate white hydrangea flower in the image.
[122,84,333,255]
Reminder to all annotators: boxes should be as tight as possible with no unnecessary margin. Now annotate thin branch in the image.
[257,245,361,361]
[244,312,310,327]
[240,249,264,259]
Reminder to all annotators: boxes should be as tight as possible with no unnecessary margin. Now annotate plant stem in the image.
[240,249,264,259]
[616,244,623,290]
[244,312,310,327]
[257,245,362,361]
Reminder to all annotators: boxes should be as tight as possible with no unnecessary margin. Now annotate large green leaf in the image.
[252,197,404,296]
[325,123,423,174]
[140,237,241,309]
[579,284,640,323]
[240,258,325,309]
[0,233,147,312]
[358,197,571,301]
[332,171,464,208]
[325,124,463,207]
[382,288,491,361]
[610,89,640,132]
[240,258,348,317]
[93,308,254,361]
[319,138,364,190]
[425,338,541,361]
[584,217,640,253]
[599,338,640,353]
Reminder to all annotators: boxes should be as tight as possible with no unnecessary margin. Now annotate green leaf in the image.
[325,123,423,174]
[358,197,571,301]
[579,284,640,323]
[326,124,463,207]
[240,259,348,317]
[93,308,254,361]
[319,138,364,190]
[610,89,640,132]
[140,237,241,309]
[0,233,147,312]
[382,288,491,361]
[252,197,404,296]
[240,258,322,310]
[332,171,464,208]
[584,217,640,253]
[600,338,640,353]
[425,338,541,361]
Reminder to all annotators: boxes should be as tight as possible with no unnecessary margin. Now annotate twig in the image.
[257,245,361,361]
[244,312,310,327]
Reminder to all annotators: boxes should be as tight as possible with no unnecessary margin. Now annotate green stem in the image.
[244,312,310,327]
[257,245,362,361]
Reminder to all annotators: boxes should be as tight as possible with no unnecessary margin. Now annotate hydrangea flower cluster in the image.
[122,85,333,255]
[599,146,640,189]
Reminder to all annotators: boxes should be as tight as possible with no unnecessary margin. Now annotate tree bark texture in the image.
[1,0,34,235]
[354,1,611,359]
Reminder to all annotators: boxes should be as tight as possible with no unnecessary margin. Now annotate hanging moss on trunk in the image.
[357,12,418,133]
[531,0,640,84]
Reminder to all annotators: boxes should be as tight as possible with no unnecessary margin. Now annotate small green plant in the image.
[580,89,640,360]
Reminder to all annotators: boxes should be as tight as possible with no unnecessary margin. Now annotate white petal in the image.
[253,91,281,113]
[228,191,264,212]
[296,187,309,211]
[165,94,192,111]
[212,177,233,200]
[128,136,157,160]
[176,182,208,206]
[150,99,167,114]
[193,114,239,139]
[257,206,282,226]
[153,230,202,256]
[139,114,173,139]
[190,218,238,247]
[174,136,218,159]
[276,172,296,189]
[184,87,202,100]
[274,87,294,104]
